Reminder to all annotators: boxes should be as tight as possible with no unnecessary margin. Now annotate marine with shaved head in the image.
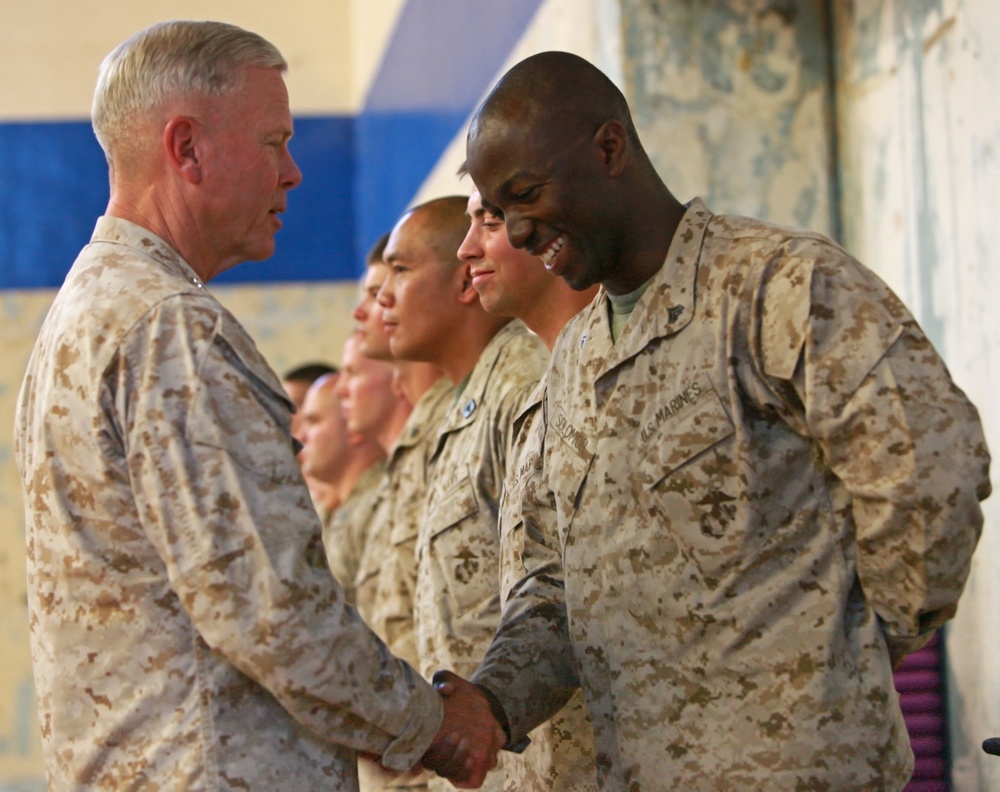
[342,235,449,792]
[460,51,990,791]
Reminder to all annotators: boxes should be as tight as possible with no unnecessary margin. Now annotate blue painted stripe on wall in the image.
[0,3,544,289]
[0,121,108,290]
[354,0,543,260]
[0,117,356,289]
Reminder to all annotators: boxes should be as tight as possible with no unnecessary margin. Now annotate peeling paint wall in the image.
[834,1,1000,789]
[620,0,836,235]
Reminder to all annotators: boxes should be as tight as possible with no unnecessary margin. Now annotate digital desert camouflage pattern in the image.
[474,198,991,791]
[414,319,549,792]
[374,376,454,666]
[495,384,597,792]
[324,460,386,609]
[15,217,443,791]
[364,377,453,792]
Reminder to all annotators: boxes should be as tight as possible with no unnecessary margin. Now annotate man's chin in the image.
[564,268,598,292]
[478,294,502,315]
[361,338,394,361]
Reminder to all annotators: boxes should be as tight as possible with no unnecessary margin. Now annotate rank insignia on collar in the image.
[668,305,685,323]
[461,398,477,419]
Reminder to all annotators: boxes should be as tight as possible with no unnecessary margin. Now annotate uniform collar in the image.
[576,198,713,376]
[92,216,207,291]
[443,318,527,433]
[391,376,454,457]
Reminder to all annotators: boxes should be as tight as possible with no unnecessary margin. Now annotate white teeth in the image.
[541,236,565,266]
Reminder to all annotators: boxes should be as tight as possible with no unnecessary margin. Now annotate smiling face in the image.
[457,189,556,317]
[195,66,302,277]
[466,116,621,293]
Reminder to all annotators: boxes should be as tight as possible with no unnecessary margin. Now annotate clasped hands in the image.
[419,670,507,788]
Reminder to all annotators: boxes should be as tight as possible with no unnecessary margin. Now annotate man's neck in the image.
[522,285,599,350]
[330,446,385,503]
[394,361,444,406]
[603,182,685,297]
[438,316,512,385]
[106,188,222,283]
[376,401,413,455]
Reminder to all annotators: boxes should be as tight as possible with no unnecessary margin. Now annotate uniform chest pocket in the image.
[498,448,558,597]
[424,476,499,617]
[636,379,740,580]
[546,408,595,539]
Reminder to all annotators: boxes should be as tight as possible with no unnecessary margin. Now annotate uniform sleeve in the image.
[324,488,373,607]
[757,243,991,657]
[119,297,442,771]
[471,406,579,743]
[374,498,423,668]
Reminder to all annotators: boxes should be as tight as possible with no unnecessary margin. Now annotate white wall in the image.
[834,1,999,788]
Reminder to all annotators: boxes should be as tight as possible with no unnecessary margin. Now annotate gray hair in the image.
[92,20,286,161]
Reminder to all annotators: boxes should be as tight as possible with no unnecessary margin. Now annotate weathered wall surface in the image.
[620,0,836,235]
[833,2,999,789]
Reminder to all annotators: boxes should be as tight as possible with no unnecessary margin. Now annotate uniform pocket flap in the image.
[635,376,735,488]
[427,475,480,537]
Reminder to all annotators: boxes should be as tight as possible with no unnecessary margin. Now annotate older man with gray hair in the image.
[15,20,502,791]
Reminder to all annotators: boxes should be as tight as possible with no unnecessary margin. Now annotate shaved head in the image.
[464,51,678,295]
[469,51,639,155]
[402,195,471,267]
[380,194,482,367]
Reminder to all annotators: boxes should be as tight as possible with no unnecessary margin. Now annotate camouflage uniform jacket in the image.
[14,217,443,791]
[495,383,597,791]
[473,199,990,790]
[364,378,453,792]
[374,376,454,665]
[324,460,386,610]
[415,320,549,792]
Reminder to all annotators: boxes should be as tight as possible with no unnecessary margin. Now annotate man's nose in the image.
[505,211,532,249]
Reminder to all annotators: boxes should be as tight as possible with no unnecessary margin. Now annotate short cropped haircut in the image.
[92,20,286,161]
[366,232,391,266]
[282,363,337,385]
[405,196,470,268]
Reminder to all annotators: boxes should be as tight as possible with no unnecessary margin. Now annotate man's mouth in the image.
[537,236,565,270]
[471,267,496,288]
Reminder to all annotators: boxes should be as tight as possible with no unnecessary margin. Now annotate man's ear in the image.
[456,262,480,306]
[164,116,202,184]
[594,119,628,178]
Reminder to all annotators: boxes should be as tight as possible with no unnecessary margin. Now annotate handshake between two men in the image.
[399,671,509,789]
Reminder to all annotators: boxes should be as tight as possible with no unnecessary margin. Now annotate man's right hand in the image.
[419,670,506,788]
